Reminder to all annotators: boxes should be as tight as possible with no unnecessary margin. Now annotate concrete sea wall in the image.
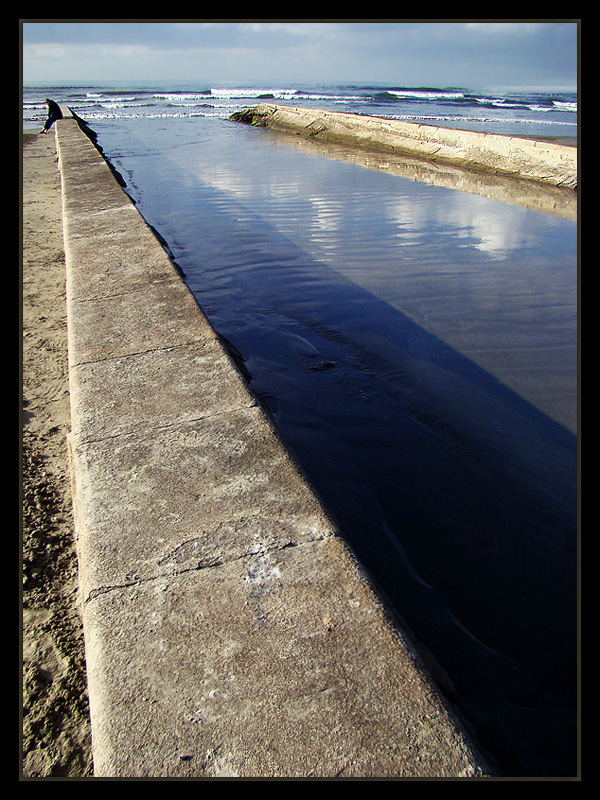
[56,109,493,777]
[231,103,577,190]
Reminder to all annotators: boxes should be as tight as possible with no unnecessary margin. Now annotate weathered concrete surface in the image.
[56,113,495,778]
[231,103,577,190]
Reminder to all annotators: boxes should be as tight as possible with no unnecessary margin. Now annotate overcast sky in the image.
[21,20,578,91]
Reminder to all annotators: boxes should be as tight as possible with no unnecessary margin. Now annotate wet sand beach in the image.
[22,131,93,777]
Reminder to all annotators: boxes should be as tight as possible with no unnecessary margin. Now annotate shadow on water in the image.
[178,189,577,778]
[101,118,577,777]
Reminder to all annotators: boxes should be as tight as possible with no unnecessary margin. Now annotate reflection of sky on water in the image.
[185,135,576,432]
[199,150,566,256]
[392,193,539,256]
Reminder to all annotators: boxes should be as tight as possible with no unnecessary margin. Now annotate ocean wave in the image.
[387,88,466,100]
[22,83,578,137]
[553,100,577,112]
[476,97,521,108]
[154,92,212,101]
[293,93,365,102]
[75,110,232,120]
[385,113,577,127]
[481,99,554,112]
[166,101,215,108]
[208,88,300,99]
[78,95,138,104]
[474,94,577,113]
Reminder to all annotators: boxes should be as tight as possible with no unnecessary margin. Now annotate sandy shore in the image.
[22,131,93,777]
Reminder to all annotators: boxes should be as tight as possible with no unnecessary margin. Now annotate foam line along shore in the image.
[23,83,577,141]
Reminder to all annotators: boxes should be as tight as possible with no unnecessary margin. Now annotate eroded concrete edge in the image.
[231,103,577,191]
[55,113,495,778]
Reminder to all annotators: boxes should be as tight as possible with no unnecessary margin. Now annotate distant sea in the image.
[22,82,577,139]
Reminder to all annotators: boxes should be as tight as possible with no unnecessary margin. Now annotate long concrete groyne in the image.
[231,103,577,190]
[55,109,494,778]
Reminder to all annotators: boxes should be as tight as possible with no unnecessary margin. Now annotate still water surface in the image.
[95,115,577,777]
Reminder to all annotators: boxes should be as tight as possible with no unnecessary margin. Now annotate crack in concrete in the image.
[82,536,305,605]
[68,400,259,446]
[65,276,182,307]
[68,337,216,368]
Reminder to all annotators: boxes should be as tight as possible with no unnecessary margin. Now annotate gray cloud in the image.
[21,21,578,89]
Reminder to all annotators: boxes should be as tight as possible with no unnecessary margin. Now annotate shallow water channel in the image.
[95,115,578,777]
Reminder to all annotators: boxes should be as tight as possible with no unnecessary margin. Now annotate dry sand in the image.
[22,131,93,777]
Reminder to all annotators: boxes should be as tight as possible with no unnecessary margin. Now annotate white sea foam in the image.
[553,100,577,112]
[389,89,465,100]
[209,87,299,99]
[22,83,577,137]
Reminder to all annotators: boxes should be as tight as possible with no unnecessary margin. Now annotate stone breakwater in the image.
[55,109,495,777]
[231,103,577,190]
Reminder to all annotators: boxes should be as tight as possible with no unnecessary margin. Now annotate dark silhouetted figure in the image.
[40,98,62,133]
